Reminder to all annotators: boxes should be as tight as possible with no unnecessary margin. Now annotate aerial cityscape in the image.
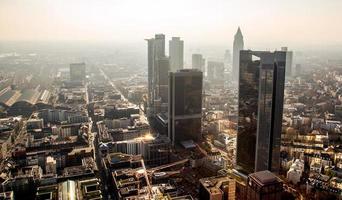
[0,0,342,199]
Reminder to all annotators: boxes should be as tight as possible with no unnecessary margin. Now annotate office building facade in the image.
[192,54,205,72]
[207,61,225,86]
[281,47,293,77]
[168,69,203,145]
[237,50,286,174]
[169,37,184,72]
[146,34,166,116]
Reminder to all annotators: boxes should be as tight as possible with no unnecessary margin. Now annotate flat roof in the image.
[249,170,280,185]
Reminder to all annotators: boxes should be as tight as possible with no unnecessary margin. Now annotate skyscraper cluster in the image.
[147,34,203,146]
[146,34,184,116]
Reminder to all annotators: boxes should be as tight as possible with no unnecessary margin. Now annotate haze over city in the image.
[1,0,342,50]
[0,1,342,200]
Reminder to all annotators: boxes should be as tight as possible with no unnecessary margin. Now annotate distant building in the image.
[146,34,166,117]
[281,47,293,77]
[224,50,231,69]
[168,69,203,145]
[169,37,184,72]
[70,62,86,81]
[237,50,286,174]
[154,56,170,113]
[146,38,155,113]
[207,61,224,86]
[232,27,244,81]
[246,171,283,200]
[295,64,302,76]
[192,54,205,72]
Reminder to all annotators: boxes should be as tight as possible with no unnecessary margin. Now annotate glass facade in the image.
[169,70,203,145]
[236,50,286,174]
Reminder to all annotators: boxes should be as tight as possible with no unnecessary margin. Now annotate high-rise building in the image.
[70,62,86,81]
[281,47,293,77]
[154,34,166,58]
[207,61,225,86]
[232,27,244,81]
[146,38,155,112]
[237,50,286,174]
[146,34,166,116]
[192,54,205,72]
[168,69,203,145]
[154,56,170,113]
[169,37,184,72]
[224,50,231,69]
[295,64,302,76]
[246,171,283,200]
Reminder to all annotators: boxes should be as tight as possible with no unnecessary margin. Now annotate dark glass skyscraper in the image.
[237,50,286,174]
[146,34,166,116]
[168,69,203,145]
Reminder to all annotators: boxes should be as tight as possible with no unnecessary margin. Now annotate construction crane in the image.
[137,159,189,198]
[147,159,188,174]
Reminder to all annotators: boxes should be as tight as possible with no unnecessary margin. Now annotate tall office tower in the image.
[168,69,203,145]
[154,34,165,58]
[146,38,155,112]
[232,27,244,81]
[295,64,302,76]
[224,50,231,69]
[70,63,86,81]
[146,34,166,116]
[154,57,170,113]
[169,37,184,72]
[207,61,225,86]
[192,54,205,72]
[281,47,293,77]
[246,171,283,200]
[237,50,286,174]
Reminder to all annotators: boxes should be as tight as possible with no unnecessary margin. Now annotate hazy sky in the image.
[1,0,342,49]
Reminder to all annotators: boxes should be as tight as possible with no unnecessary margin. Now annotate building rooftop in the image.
[249,170,281,186]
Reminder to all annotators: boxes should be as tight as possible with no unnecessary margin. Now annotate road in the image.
[99,67,148,124]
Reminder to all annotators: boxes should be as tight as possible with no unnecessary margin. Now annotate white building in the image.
[169,37,184,72]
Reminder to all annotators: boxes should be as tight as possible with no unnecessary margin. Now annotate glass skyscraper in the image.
[168,69,203,145]
[236,50,286,174]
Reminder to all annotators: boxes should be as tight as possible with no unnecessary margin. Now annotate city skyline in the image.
[0,1,342,199]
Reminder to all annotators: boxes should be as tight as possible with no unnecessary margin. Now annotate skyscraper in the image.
[232,27,244,81]
[146,34,166,116]
[224,50,231,69]
[154,56,170,112]
[236,50,286,174]
[281,47,293,77]
[70,62,86,82]
[154,34,166,58]
[192,54,205,72]
[168,69,203,145]
[169,37,184,72]
[146,38,155,112]
[207,61,225,86]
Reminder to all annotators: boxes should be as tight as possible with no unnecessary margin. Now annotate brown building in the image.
[246,170,283,200]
